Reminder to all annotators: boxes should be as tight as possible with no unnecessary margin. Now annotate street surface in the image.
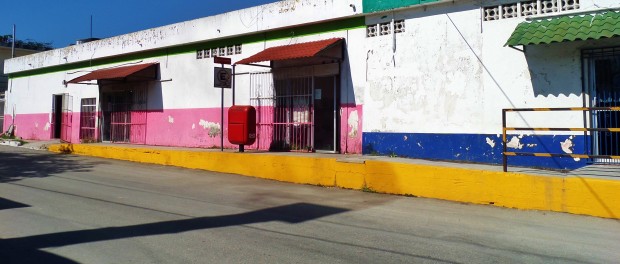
[1,145,619,263]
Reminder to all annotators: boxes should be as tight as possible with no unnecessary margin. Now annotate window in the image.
[80,98,97,142]
[367,20,405,38]
[394,20,405,33]
[483,0,580,21]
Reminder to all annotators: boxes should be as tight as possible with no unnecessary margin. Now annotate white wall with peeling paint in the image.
[5,35,367,116]
[4,0,368,114]
[4,0,363,74]
[363,0,620,135]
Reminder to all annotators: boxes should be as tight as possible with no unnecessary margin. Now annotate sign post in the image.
[213,56,232,151]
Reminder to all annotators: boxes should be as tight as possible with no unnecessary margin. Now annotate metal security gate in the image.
[108,91,131,143]
[249,72,275,150]
[130,86,147,144]
[102,84,147,144]
[273,77,314,151]
[249,72,314,151]
[584,48,620,164]
[248,69,340,152]
[80,98,97,142]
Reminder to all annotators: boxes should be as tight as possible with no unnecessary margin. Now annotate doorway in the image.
[52,94,63,138]
[313,76,338,152]
[257,73,339,152]
[584,47,620,163]
[101,91,131,142]
[51,94,72,142]
[99,84,147,144]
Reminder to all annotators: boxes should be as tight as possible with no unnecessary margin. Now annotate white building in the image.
[1,45,42,132]
[3,0,620,170]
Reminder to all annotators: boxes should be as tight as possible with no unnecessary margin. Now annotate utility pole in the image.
[11,24,15,58]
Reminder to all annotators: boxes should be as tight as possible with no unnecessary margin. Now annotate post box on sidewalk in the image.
[228,105,256,152]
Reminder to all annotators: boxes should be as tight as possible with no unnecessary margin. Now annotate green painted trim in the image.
[9,17,365,79]
[363,0,438,13]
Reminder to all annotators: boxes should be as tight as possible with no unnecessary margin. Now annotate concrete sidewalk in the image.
[46,142,620,220]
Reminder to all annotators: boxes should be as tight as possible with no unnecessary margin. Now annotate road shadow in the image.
[0,203,347,264]
[0,147,104,183]
[0,197,29,211]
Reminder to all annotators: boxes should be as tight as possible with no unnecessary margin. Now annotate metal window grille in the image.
[196,50,203,59]
[227,46,234,56]
[204,49,211,58]
[80,98,97,142]
[219,47,226,56]
[235,44,242,54]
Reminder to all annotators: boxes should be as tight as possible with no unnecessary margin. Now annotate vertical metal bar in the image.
[294,78,297,150]
[502,109,508,172]
[588,56,598,161]
[51,95,56,138]
[581,53,589,158]
[11,24,15,58]
[311,76,315,151]
[305,77,307,150]
[614,88,618,157]
[221,64,224,151]
[144,82,148,144]
[232,65,236,106]
[604,89,609,157]
[333,75,337,152]
[308,76,311,150]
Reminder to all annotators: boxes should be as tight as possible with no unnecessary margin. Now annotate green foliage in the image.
[0,134,27,145]
[361,184,377,193]
[0,34,53,51]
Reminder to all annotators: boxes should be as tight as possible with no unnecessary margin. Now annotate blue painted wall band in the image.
[362,132,589,170]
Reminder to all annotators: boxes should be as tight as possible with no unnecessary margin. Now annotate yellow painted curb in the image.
[49,143,620,219]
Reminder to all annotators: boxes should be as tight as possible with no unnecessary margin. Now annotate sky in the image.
[2,0,279,48]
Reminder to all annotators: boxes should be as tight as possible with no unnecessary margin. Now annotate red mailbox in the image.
[228,105,256,147]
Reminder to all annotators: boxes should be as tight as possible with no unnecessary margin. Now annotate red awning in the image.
[67,63,159,84]
[235,38,343,65]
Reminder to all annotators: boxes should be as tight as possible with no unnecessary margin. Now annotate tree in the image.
[0,34,53,51]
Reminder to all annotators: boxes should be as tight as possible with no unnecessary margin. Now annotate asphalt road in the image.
[1,146,619,264]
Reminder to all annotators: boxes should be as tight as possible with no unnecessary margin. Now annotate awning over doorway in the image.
[505,11,620,47]
[235,38,344,65]
[67,62,159,84]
